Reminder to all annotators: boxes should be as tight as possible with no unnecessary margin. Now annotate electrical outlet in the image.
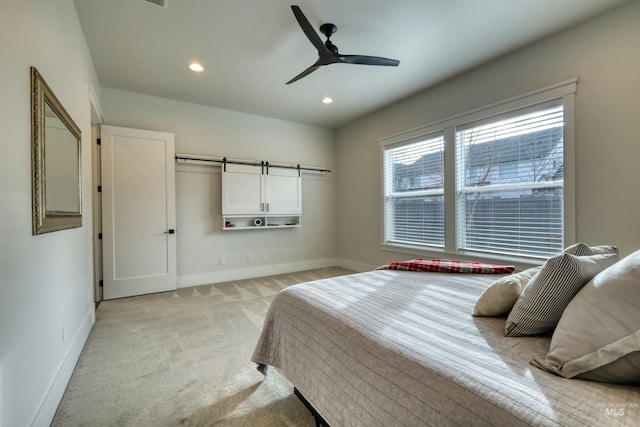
[247,254,253,263]
[219,256,225,265]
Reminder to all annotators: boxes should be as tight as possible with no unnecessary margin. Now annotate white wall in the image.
[0,1,99,426]
[100,89,337,287]
[336,0,640,271]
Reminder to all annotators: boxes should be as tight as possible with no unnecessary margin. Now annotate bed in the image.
[251,267,640,426]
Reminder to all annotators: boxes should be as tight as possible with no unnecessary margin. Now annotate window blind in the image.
[383,134,445,247]
[455,103,564,257]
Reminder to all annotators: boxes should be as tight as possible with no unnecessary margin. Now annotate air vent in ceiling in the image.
[141,0,167,9]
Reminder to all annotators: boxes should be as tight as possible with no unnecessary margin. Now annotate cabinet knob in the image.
[164,229,176,234]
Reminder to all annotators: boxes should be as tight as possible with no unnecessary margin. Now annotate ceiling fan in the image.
[286,5,400,85]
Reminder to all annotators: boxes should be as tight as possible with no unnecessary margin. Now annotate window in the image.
[380,80,576,260]
[383,134,445,247]
[456,104,564,257]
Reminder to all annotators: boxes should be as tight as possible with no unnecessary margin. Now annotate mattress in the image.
[251,270,640,426]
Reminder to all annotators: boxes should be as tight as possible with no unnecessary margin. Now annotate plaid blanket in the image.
[376,258,515,274]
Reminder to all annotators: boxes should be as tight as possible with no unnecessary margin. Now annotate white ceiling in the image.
[74,0,630,129]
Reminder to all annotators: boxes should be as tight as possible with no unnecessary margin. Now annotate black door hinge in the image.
[97,138,101,145]
[98,233,102,240]
[99,280,103,288]
[97,185,102,192]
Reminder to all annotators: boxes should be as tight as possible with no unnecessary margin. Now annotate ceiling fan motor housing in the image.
[319,23,337,38]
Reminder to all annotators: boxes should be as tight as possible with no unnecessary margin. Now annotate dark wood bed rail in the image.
[294,387,331,427]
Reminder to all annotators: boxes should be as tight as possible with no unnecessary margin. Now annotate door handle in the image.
[164,229,176,234]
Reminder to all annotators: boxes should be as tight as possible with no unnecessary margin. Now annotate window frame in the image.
[379,79,577,263]
[382,131,446,249]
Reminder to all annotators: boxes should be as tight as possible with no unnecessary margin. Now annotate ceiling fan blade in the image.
[339,55,400,67]
[291,5,326,53]
[286,63,321,85]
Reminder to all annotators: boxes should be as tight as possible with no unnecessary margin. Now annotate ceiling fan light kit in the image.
[287,5,399,85]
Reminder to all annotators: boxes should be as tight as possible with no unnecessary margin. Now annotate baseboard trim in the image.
[177,257,340,288]
[336,258,377,273]
[30,304,95,427]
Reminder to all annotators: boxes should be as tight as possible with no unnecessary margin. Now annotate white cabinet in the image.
[222,163,301,230]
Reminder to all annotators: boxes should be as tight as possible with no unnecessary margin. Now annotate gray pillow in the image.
[530,250,640,383]
[505,253,618,336]
[562,242,619,257]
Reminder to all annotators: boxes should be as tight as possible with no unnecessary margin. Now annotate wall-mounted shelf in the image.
[222,215,300,231]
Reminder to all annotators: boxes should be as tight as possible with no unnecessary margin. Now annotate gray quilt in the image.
[251,270,640,426]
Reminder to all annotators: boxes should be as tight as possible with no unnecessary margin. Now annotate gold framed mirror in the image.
[31,66,82,234]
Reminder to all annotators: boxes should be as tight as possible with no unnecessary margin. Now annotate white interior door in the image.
[101,125,176,299]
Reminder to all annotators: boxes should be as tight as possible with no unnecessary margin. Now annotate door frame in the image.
[89,88,103,303]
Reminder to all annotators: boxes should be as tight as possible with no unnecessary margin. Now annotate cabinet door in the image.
[264,168,302,214]
[222,164,263,215]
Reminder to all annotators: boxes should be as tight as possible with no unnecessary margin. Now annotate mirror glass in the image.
[31,67,82,234]
[44,101,81,213]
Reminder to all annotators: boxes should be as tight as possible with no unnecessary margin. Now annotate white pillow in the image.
[505,253,618,336]
[530,250,640,383]
[472,267,540,317]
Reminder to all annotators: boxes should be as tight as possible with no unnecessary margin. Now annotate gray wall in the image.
[336,0,640,270]
[0,0,99,425]
[100,89,338,287]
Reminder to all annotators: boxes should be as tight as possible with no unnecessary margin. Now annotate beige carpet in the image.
[52,267,354,426]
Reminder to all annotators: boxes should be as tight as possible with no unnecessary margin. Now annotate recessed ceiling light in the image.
[322,96,333,104]
[189,62,204,72]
